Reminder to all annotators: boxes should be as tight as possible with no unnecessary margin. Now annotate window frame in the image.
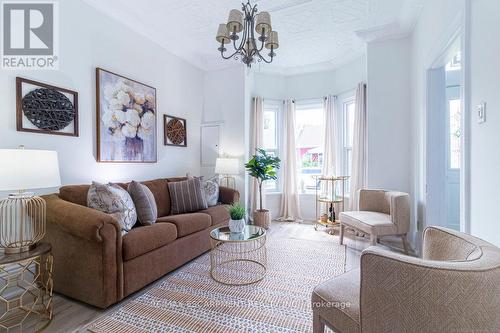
[294,99,325,195]
[262,99,283,193]
[341,96,356,196]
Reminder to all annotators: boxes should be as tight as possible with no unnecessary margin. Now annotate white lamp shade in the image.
[215,158,239,175]
[0,149,61,191]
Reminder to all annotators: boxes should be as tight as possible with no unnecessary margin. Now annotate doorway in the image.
[426,36,464,231]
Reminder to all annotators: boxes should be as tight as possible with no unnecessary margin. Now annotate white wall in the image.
[366,38,411,193]
[201,66,247,204]
[0,0,204,195]
[469,0,500,245]
[286,57,367,100]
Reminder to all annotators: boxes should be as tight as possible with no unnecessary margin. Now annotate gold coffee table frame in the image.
[209,226,267,286]
[0,243,53,332]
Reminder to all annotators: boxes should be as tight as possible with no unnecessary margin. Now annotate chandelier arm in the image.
[233,1,253,53]
[249,15,266,53]
[220,47,242,60]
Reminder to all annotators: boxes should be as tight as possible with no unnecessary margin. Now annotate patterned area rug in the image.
[88,235,346,333]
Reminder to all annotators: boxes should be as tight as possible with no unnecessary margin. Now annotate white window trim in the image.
[262,99,283,194]
[340,94,356,197]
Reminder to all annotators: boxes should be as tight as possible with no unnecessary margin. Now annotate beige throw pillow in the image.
[168,178,208,215]
[87,182,137,234]
[128,181,157,226]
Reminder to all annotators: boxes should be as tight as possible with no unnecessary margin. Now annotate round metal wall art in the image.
[22,88,75,131]
[166,118,186,145]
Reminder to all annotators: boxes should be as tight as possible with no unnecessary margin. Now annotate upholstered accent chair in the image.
[311,226,500,333]
[339,189,410,254]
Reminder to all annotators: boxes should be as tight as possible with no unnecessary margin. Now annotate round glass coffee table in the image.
[209,225,267,286]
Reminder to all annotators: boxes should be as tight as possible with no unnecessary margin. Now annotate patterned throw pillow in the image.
[127,181,157,226]
[87,182,137,234]
[204,179,219,207]
[168,178,208,215]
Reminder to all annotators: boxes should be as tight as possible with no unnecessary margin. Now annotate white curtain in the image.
[250,96,265,213]
[349,83,367,210]
[278,99,302,221]
[322,95,337,177]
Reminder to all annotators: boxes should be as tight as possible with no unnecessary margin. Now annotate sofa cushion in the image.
[157,213,211,237]
[168,178,208,215]
[60,184,91,207]
[128,181,157,225]
[122,222,177,261]
[340,211,396,236]
[87,182,137,234]
[200,205,230,226]
[312,269,361,333]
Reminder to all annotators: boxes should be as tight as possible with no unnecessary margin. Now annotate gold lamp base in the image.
[219,175,236,189]
[0,193,46,254]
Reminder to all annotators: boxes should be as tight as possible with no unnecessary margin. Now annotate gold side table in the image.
[209,226,266,286]
[0,243,53,332]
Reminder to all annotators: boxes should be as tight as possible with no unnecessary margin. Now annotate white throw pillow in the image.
[87,182,137,234]
[204,179,219,207]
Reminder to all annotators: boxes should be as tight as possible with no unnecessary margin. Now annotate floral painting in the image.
[96,68,157,162]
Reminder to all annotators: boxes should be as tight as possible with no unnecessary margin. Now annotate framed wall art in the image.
[16,77,79,136]
[164,115,187,147]
[96,68,157,163]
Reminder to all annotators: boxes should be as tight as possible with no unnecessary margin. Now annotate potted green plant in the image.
[245,148,281,229]
[228,203,246,233]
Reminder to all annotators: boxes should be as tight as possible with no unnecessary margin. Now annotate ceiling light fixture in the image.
[216,0,279,68]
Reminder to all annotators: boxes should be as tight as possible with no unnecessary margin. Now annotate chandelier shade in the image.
[216,1,279,67]
[216,24,231,44]
[227,9,244,33]
[255,12,272,35]
[266,31,279,50]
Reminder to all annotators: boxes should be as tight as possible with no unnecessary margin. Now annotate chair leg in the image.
[313,313,325,333]
[339,224,345,245]
[401,234,409,255]
[370,233,377,246]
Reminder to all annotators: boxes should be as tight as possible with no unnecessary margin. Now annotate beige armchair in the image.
[339,189,410,254]
[311,226,500,333]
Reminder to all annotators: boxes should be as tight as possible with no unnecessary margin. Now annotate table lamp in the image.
[0,147,61,253]
[215,158,239,189]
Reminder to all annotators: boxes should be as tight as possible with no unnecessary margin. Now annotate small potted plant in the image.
[245,148,281,229]
[228,203,246,233]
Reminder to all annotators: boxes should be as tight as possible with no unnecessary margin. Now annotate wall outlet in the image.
[476,102,486,124]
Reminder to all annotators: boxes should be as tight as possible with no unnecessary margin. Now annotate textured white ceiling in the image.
[82,0,423,74]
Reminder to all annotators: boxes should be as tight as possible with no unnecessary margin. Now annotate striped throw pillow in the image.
[168,178,208,215]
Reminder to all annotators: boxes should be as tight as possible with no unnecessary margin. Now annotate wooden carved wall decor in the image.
[16,77,79,136]
[164,115,187,147]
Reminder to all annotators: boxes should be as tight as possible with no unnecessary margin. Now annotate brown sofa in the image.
[42,177,239,308]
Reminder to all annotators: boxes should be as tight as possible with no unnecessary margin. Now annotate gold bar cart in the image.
[314,176,349,234]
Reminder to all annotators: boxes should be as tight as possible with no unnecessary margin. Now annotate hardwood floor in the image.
[36,221,412,333]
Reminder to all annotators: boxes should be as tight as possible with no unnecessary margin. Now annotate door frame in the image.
[423,0,471,233]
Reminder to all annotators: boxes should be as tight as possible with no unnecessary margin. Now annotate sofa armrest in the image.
[359,246,491,332]
[42,194,123,308]
[218,186,240,205]
[422,226,479,261]
[43,194,121,242]
[388,192,410,234]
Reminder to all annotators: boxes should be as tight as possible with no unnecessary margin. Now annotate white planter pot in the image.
[229,218,245,233]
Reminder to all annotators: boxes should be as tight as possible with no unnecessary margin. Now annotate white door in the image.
[201,124,222,167]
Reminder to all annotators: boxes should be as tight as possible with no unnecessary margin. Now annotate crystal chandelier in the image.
[216,0,279,68]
